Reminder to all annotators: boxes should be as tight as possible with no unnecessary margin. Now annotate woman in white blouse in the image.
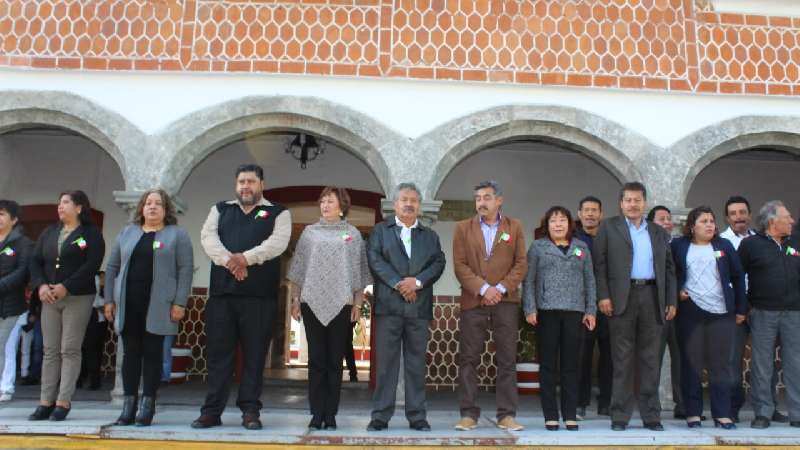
[670,206,746,430]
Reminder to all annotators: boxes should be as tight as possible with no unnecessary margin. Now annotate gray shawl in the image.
[287,219,372,325]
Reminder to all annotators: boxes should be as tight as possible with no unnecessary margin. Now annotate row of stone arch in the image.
[2,90,799,209]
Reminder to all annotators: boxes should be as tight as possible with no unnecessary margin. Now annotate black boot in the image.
[135,396,155,426]
[115,395,137,426]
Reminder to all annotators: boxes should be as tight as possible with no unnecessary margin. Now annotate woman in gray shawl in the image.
[287,187,371,431]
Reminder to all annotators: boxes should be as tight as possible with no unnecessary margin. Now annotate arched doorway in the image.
[176,130,386,383]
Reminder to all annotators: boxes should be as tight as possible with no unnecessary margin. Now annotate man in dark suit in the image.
[592,182,677,431]
[365,183,446,432]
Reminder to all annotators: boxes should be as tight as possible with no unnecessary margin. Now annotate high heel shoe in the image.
[28,404,55,421]
[49,405,71,421]
[115,395,137,426]
[687,420,701,428]
[134,396,155,426]
[545,421,559,431]
[714,419,736,430]
[565,421,579,431]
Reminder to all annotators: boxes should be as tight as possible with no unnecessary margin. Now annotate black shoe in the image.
[49,406,71,421]
[28,405,55,421]
[643,422,664,431]
[566,423,579,431]
[545,423,560,431]
[324,416,337,430]
[191,414,222,429]
[751,416,770,429]
[714,419,736,430]
[790,421,800,428]
[114,395,137,426]
[611,421,627,431]
[687,420,701,428]
[367,419,388,431]
[241,413,262,430]
[409,419,430,431]
[597,406,610,416]
[349,373,358,382]
[309,416,323,430]
[772,411,789,423]
[135,396,155,426]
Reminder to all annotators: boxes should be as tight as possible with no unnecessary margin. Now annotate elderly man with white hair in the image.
[738,200,800,429]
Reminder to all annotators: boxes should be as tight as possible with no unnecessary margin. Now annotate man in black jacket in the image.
[739,200,800,429]
[365,183,445,432]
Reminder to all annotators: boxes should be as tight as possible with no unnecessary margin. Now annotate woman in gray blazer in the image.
[104,189,194,426]
[522,206,597,431]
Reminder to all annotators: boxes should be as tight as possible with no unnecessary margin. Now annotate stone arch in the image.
[415,105,652,200]
[156,96,406,196]
[670,116,800,207]
[0,90,146,189]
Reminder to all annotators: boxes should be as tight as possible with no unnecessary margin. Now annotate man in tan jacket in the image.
[453,180,527,431]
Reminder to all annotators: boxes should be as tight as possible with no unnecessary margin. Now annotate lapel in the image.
[59,224,85,256]
[615,217,633,248]
[469,216,490,275]
[123,226,145,260]
[489,217,509,260]
[710,238,726,276]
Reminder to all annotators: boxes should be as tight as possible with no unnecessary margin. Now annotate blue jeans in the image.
[161,334,175,381]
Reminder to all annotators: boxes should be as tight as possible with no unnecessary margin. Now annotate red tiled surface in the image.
[0,0,797,96]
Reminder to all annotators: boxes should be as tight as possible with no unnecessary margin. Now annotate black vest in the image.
[209,201,286,299]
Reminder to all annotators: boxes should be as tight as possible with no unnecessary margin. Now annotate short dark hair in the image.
[474,180,502,196]
[0,200,22,222]
[578,196,602,211]
[647,205,671,222]
[319,186,352,218]
[540,206,576,243]
[235,164,264,180]
[133,189,179,226]
[683,205,719,239]
[619,182,647,201]
[59,190,93,225]
[724,195,751,216]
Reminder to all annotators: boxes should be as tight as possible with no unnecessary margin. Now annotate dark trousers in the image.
[537,310,582,421]
[80,311,106,385]
[676,300,735,419]
[458,302,519,421]
[121,329,165,397]
[201,295,275,417]
[345,320,357,378]
[730,321,779,415]
[371,315,430,423]
[577,314,612,409]
[302,303,351,419]
[608,285,663,424]
[659,319,685,415]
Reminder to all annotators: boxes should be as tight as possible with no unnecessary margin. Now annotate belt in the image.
[630,279,656,286]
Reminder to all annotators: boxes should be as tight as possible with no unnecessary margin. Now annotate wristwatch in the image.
[415,279,422,289]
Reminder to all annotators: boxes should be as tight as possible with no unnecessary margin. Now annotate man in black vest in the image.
[192,164,292,430]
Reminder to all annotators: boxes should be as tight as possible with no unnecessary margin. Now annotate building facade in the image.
[1,0,799,390]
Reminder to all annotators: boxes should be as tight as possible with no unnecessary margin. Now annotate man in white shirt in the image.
[721,196,786,423]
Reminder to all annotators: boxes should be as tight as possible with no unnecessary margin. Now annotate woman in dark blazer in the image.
[671,205,746,430]
[29,191,105,421]
[104,189,194,426]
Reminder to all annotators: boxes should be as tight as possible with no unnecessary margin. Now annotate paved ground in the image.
[1,378,799,447]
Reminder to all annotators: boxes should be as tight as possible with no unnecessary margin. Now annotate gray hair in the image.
[474,180,503,196]
[393,182,422,201]
[755,200,785,233]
